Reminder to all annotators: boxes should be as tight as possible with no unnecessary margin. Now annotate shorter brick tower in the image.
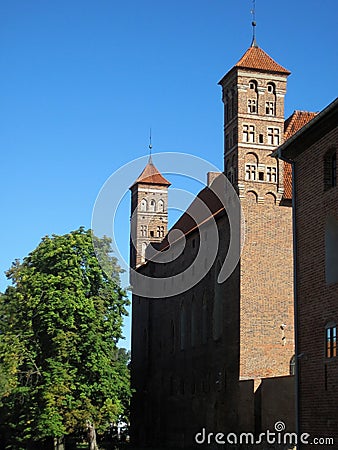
[129,156,170,269]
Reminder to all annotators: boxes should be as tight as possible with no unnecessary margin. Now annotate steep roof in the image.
[284,110,318,140]
[279,98,338,161]
[234,46,291,75]
[218,45,291,86]
[131,157,171,188]
[157,183,225,251]
[282,111,317,199]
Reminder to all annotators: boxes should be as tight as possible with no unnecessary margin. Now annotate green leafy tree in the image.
[114,348,131,424]
[0,228,130,449]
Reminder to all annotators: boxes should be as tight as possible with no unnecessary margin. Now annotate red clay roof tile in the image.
[284,110,317,141]
[282,161,293,201]
[131,158,171,188]
[282,111,317,199]
[235,46,291,75]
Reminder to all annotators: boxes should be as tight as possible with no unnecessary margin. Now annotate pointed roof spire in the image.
[218,3,290,84]
[234,46,290,74]
[131,159,171,188]
[251,0,258,47]
[130,133,171,188]
[148,128,153,164]
[218,45,290,85]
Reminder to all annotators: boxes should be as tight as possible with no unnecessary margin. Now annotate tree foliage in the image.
[0,228,130,449]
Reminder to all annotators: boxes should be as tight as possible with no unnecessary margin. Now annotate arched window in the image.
[267,82,275,93]
[325,322,337,358]
[245,153,258,181]
[249,80,258,91]
[248,80,258,114]
[149,199,156,212]
[158,199,164,212]
[266,82,276,116]
[140,198,147,212]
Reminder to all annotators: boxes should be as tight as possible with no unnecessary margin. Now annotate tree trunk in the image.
[53,436,65,450]
[86,422,98,450]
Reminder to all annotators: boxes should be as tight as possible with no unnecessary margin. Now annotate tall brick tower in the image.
[129,156,170,269]
[218,42,295,380]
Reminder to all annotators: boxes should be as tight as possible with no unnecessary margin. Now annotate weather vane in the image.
[251,0,257,47]
[149,128,153,161]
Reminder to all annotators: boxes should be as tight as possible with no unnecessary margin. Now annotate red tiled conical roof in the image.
[235,46,291,75]
[131,157,171,188]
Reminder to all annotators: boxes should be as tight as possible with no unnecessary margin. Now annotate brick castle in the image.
[129,40,324,448]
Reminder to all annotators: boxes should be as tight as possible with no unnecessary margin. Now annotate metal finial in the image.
[250,0,258,47]
[148,128,153,163]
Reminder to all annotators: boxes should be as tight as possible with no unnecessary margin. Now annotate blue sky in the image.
[1,0,337,348]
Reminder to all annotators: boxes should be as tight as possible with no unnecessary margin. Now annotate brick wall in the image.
[131,49,296,449]
[240,197,294,379]
[130,182,168,268]
[294,126,338,445]
[220,65,294,381]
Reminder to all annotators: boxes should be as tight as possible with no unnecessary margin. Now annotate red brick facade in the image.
[131,44,298,448]
[218,46,295,380]
[130,158,170,269]
[278,99,338,448]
